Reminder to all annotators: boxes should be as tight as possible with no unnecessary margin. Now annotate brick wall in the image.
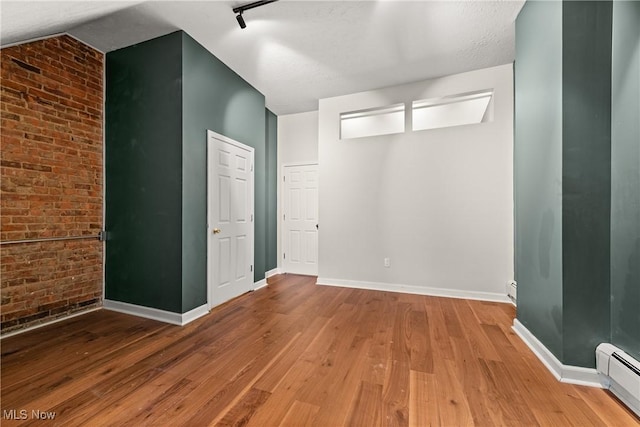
[1,35,104,333]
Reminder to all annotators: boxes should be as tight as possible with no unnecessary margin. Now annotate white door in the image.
[282,164,318,275]
[207,130,254,308]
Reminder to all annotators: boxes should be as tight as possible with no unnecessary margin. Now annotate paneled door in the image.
[207,130,254,308]
[282,164,318,276]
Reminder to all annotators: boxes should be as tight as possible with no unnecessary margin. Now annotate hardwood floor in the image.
[1,274,638,426]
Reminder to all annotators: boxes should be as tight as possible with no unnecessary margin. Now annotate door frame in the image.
[207,130,255,310]
[281,162,319,275]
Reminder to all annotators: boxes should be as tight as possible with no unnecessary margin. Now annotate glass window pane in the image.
[412,90,493,131]
[340,103,405,139]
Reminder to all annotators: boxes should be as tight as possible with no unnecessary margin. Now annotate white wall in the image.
[317,64,514,301]
[277,111,319,269]
[278,111,319,165]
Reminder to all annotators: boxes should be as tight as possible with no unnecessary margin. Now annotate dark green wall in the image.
[516,1,618,368]
[181,32,267,310]
[561,0,612,367]
[265,109,278,271]
[106,31,275,314]
[611,0,640,360]
[105,32,184,312]
[515,0,564,359]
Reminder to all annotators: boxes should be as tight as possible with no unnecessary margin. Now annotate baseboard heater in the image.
[596,343,640,417]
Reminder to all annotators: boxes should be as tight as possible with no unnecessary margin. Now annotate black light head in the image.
[236,13,246,29]
[232,0,279,29]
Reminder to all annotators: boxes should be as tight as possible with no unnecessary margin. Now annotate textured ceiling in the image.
[0,1,143,45]
[1,0,524,115]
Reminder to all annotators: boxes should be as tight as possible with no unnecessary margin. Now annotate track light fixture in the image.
[232,0,279,29]
[236,12,246,29]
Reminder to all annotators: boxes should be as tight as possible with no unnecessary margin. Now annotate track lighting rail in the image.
[232,0,279,29]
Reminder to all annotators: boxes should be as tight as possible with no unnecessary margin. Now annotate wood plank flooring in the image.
[1,274,638,426]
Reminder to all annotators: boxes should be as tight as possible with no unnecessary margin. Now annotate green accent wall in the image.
[105,33,183,312]
[516,1,618,368]
[611,0,640,360]
[561,0,612,367]
[515,0,564,359]
[106,31,275,314]
[181,33,267,309]
[265,109,278,271]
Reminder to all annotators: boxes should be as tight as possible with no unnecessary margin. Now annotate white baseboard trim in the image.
[254,278,268,290]
[103,300,209,326]
[0,307,101,340]
[512,319,604,388]
[315,277,511,304]
[265,268,281,278]
[181,304,210,325]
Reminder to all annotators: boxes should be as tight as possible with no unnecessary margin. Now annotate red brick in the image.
[1,35,104,333]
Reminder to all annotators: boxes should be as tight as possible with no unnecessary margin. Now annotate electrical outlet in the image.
[384,257,390,268]
[507,280,517,302]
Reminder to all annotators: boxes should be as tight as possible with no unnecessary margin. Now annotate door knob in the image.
[212,228,221,234]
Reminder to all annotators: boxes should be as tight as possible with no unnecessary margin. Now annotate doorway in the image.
[282,163,319,275]
[207,130,255,308]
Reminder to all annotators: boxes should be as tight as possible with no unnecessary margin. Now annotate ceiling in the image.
[1,0,525,115]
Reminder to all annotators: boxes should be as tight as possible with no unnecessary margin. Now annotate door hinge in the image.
[251,214,253,222]
[283,253,286,260]
[283,176,285,182]
[283,214,286,221]
[250,265,253,272]
[251,164,254,172]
